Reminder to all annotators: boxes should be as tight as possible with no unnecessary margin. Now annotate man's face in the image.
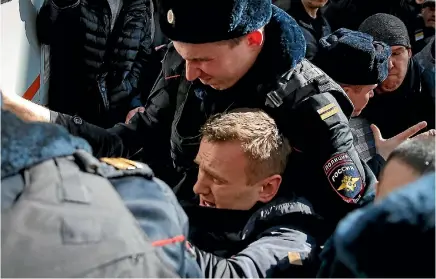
[193,139,265,210]
[422,6,435,28]
[375,158,420,201]
[173,37,259,91]
[344,84,376,116]
[378,46,411,93]
[302,0,328,9]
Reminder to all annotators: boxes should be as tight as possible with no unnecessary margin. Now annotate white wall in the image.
[0,0,48,105]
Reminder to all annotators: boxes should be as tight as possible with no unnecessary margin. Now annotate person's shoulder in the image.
[99,157,177,201]
[161,42,185,75]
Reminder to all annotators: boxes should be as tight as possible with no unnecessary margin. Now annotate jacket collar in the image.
[1,110,92,179]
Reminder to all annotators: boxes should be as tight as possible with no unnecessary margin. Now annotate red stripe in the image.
[165,74,181,80]
[152,235,185,247]
[23,75,41,100]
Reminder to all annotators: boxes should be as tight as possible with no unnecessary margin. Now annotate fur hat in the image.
[158,0,273,44]
[318,28,391,85]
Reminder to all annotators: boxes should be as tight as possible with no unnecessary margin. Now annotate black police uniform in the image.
[50,5,376,228]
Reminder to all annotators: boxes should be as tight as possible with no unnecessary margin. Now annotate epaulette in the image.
[97,157,154,179]
[100,157,145,170]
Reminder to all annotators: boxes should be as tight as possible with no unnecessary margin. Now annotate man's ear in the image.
[258,174,282,203]
[342,86,351,95]
[247,30,264,46]
[407,48,412,58]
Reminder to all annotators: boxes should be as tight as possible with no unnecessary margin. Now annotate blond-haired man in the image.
[183,109,321,277]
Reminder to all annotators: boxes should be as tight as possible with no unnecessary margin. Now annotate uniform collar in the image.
[1,110,92,179]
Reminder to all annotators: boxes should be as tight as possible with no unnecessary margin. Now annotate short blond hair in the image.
[200,109,291,184]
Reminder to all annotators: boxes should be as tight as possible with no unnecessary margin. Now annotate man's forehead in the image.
[173,41,222,61]
[391,45,406,52]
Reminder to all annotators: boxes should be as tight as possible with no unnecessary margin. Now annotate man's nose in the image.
[185,61,201,81]
[193,171,210,195]
[369,90,375,98]
[388,58,394,71]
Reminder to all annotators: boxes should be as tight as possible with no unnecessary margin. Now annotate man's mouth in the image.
[201,200,216,208]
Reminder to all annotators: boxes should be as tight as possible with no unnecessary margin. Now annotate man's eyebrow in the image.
[185,57,213,62]
[194,158,229,183]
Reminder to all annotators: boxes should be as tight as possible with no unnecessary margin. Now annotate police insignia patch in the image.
[323,153,364,203]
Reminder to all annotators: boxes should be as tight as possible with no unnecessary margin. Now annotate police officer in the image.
[317,28,431,177]
[2,0,376,229]
[1,93,202,278]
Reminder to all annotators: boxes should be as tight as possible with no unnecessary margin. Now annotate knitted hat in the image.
[157,0,273,44]
[318,28,391,85]
[423,0,435,8]
[358,13,411,48]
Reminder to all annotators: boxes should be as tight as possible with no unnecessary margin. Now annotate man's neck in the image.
[301,1,318,19]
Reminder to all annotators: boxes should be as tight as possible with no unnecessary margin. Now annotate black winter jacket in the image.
[37,0,156,127]
[183,197,323,277]
[286,0,331,66]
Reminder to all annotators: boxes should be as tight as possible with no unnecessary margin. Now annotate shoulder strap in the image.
[265,60,333,108]
[72,149,156,179]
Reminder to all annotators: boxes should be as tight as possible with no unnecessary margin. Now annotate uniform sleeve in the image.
[51,72,177,159]
[289,92,376,222]
[190,227,317,278]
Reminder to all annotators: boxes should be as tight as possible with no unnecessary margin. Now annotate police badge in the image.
[323,153,365,203]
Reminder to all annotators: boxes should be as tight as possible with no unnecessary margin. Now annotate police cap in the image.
[318,28,391,86]
[158,0,273,44]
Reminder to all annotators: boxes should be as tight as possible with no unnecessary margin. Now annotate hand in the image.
[125,107,145,124]
[371,121,428,160]
[413,129,436,140]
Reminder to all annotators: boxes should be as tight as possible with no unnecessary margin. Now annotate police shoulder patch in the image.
[323,153,364,204]
[100,157,144,170]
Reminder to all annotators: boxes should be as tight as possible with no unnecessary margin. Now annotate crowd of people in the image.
[1,0,435,277]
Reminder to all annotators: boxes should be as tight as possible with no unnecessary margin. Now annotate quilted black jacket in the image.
[37,0,157,127]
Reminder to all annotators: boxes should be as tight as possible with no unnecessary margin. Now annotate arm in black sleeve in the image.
[51,73,177,158]
[36,0,80,45]
[289,92,376,222]
[189,227,316,278]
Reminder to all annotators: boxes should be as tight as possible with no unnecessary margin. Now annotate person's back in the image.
[1,104,201,277]
[318,172,435,277]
